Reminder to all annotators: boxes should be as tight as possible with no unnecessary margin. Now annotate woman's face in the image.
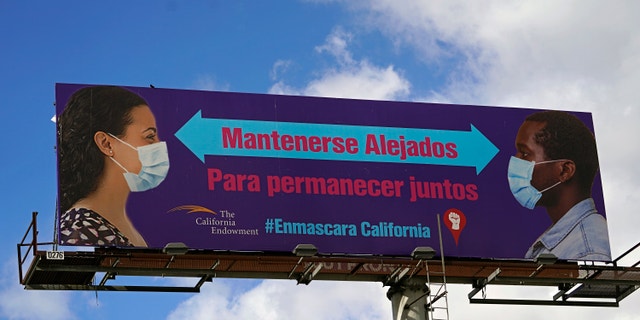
[111,105,159,174]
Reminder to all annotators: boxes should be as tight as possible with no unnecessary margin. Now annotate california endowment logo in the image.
[168,205,259,236]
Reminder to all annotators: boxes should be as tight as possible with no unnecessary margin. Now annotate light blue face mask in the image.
[108,133,170,192]
[507,156,564,209]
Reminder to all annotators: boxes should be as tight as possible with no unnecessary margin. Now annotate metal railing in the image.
[17,212,54,284]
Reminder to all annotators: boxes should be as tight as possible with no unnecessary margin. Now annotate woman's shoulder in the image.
[59,207,132,247]
[61,207,104,223]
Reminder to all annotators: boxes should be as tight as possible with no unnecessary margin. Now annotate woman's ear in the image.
[94,131,113,156]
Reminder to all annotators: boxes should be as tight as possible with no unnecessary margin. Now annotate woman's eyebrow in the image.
[142,127,157,134]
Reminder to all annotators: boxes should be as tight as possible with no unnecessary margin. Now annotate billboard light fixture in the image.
[412,246,436,260]
[163,242,189,255]
[293,244,318,257]
[535,253,558,265]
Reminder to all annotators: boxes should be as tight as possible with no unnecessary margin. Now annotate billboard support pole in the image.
[387,277,430,320]
[385,247,440,319]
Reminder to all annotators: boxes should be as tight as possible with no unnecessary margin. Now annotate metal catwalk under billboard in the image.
[55,83,612,262]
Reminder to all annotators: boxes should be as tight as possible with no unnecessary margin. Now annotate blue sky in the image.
[2,1,640,319]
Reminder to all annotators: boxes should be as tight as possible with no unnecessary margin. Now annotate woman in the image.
[58,86,169,247]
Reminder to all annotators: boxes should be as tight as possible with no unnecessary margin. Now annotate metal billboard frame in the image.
[18,212,640,309]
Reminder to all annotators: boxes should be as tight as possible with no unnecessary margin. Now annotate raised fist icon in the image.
[448,211,460,230]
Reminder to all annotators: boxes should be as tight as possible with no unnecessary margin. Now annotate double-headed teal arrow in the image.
[175,110,499,174]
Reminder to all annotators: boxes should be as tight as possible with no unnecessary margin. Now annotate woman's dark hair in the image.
[58,86,148,212]
[525,110,600,194]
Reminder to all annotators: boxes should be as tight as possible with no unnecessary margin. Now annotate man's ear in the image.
[94,131,113,157]
[559,160,576,182]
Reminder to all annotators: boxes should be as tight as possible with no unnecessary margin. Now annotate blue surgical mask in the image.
[507,156,564,209]
[108,133,170,192]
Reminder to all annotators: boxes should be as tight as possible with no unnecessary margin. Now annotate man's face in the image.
[514,120,561,195]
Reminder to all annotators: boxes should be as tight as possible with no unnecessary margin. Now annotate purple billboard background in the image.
[55,83,609,260]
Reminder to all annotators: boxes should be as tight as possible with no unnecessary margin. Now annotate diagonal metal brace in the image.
[468,268,501,300]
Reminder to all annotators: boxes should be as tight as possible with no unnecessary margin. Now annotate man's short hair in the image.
[525,110,599,193]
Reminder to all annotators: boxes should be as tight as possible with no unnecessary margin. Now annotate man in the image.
[507,110,611,261]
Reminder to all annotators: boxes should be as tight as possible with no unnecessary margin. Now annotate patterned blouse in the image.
[59,208,133,247]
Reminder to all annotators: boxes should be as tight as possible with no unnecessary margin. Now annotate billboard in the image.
[55,83,612,261]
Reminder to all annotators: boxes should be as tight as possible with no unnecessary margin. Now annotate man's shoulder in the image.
[579,211,608,231]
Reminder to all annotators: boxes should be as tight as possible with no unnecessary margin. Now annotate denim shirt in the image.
[525,198,611,261]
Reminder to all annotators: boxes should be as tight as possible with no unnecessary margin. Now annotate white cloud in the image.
[191,74,230,92]
[167,278,640,320]
[167,279,390,320]
[445,284,640,320]
[269,28,410,100]
[336,1,640,108]
[314,27,355,66]
[270,59,294,81]
[0,260,76,320]
[303,62,409,100]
